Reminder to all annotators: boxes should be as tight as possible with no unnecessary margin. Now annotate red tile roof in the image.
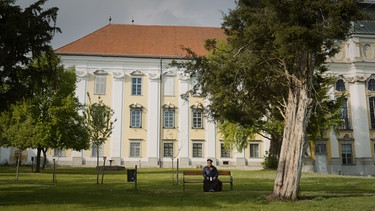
[55,24,226,58]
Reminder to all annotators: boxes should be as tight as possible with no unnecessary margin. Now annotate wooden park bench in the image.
[182,170,233,191]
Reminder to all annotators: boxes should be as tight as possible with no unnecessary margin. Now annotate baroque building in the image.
[310,20,375,175]
[2,16,375,174]
[0,24,269,168]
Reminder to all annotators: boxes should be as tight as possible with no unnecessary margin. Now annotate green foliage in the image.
[175,0,363,199]
[262,151,279,169]
[0,53,90,162]
[219,121,256,151]
[0,0,60,111]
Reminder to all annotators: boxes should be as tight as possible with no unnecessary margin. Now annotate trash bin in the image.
[127,169,136,182]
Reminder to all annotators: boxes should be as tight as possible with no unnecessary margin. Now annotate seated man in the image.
[202,159,222,192]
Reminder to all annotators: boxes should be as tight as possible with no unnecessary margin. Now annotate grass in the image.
[0,166,375,210]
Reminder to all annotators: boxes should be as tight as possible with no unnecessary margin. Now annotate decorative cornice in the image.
[347,76,366,83]
[93,69,107,75]
[76,70,88,78]
[112,71,125,79]
[130,70,144,76]
[129,102,143,109]
[163,102,176,109]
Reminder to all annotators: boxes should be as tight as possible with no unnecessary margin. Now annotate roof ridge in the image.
[108,23,222,29]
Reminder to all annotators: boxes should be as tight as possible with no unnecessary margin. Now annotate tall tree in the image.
[0,54,90,173]
[0,0,60,111]
[176,0,363,200]
[83,94,116,184]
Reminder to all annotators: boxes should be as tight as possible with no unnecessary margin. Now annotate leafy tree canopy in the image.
[0,0,60,111]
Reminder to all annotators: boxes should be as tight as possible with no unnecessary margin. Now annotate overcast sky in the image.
[18,0,236,49]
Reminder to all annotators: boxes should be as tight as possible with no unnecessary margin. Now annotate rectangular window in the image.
[341,144,353,165]
[340,98,350,130]
[250,143,260,158]
[192,142,203,157]
[163,142,173,157]
[94,75,106,95]
[53,149,66,157]
[315,143,327,155]
[192,109,203,129]
[130,109,142,128]
[130,141,141,157]
[92,143,104,157]
[163,109,175,128]
[131,77,142,95]
[369,97,375,129]
[221,143,231,158]
[164,76,174,96]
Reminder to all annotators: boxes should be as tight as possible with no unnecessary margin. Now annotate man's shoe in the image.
[209,189,215,192]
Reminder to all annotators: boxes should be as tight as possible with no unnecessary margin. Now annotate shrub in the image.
[262,151,278,169]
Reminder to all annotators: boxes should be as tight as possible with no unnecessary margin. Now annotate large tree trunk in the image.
[42,148,47,170]
[270,84,313,200]
[35,147,42,173]
[269,134,282,158]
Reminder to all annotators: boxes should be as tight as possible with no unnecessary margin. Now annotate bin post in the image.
[127,165,138,190]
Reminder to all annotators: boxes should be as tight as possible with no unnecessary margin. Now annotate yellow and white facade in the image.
[308,21,375,175]
[50,56,269,168]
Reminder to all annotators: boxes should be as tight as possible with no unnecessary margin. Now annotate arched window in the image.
[335,79,346,91]
[368,79,375,91]
[369,97,375,129]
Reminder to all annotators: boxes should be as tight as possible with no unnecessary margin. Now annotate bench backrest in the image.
[183,170,231,176]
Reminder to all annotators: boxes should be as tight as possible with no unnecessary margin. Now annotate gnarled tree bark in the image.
[271,79,313,200]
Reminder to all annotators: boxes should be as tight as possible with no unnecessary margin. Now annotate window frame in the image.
[192,141,204,158]
[130,108,142,128]
[369,97,375,129]
[315,142,327,155]
[339,98,350,130]
[131,77,142,95]
[368,78,375,91]
[192,108,203,129]
[249,143,260,158]
[129,141,141,158]
[163,109,175,128]
[163,141,174,158]
[94,75,106,95]
[220,142,231,158]
[341,143,354,165]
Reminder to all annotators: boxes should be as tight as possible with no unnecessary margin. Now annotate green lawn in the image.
[0,166,374,210]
